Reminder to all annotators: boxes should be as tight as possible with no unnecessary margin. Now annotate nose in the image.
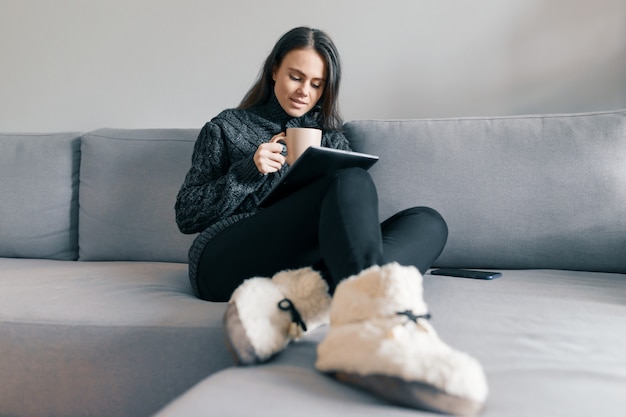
[297,84,309,97]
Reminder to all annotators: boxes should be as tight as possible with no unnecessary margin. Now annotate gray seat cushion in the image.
[0,258,231,417]
[153,269,626,417]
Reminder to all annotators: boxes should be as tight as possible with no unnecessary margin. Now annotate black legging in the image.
[197,167,448,302]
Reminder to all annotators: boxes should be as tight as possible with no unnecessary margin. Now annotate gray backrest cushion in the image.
[0,132,81,260]
[345,109,626,273]
[79,129,198,262]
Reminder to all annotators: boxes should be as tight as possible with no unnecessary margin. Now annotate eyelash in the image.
[289,75,321,89]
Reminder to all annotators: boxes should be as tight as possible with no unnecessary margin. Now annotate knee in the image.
[402,206,448,241]
[328,167,376,194]
[330,166,372,181]
[323,167,378,211]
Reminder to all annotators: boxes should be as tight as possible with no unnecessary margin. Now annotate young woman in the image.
[175,26,448,303]
[175,27,486,415]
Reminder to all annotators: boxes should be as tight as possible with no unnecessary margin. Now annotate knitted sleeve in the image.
[175,121,263,234]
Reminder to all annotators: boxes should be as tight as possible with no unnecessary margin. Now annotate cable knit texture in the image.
[175,94,351,295]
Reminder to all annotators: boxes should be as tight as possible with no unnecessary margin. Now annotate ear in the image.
[272,65,278,82]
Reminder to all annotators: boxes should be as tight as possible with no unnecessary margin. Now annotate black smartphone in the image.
[430,268,502,280]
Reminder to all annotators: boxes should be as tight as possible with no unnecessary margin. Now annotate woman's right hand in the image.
[254,133,287,174]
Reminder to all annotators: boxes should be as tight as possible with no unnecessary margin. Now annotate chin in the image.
[286,109,308,118]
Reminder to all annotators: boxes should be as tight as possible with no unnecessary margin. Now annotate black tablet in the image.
[259,146,379,207]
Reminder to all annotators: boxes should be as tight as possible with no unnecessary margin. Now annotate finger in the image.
[259,145,285,161]
[270,143,286,154]
[257,154,284,173]
[259,142,284,154]
[270,132,286,143]
[261,160,282,174]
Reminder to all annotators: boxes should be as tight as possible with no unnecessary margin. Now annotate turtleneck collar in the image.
[251,92,292,127]
[250,92,322,130]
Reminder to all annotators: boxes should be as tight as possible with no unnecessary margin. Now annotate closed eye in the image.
[289,70,323,89]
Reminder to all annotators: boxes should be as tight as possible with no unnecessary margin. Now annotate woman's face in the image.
[273,48,326,117]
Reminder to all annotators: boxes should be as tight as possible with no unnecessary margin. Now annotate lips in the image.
[290,98,307,107]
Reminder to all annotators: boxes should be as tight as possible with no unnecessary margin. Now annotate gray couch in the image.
[1,109,625,417]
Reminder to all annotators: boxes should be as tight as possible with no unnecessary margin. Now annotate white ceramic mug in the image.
[272,127,322,165]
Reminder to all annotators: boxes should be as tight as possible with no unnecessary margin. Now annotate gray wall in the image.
[1,0,625,131]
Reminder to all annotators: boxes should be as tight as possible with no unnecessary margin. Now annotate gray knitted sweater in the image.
[175,94,351,296]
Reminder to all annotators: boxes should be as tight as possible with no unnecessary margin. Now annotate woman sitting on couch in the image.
[175,26,487,416]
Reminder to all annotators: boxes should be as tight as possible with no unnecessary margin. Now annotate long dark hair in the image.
[239,27,343,131]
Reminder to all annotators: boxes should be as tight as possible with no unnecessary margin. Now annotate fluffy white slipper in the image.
[224,267,331,365]
[316,263,488,416]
